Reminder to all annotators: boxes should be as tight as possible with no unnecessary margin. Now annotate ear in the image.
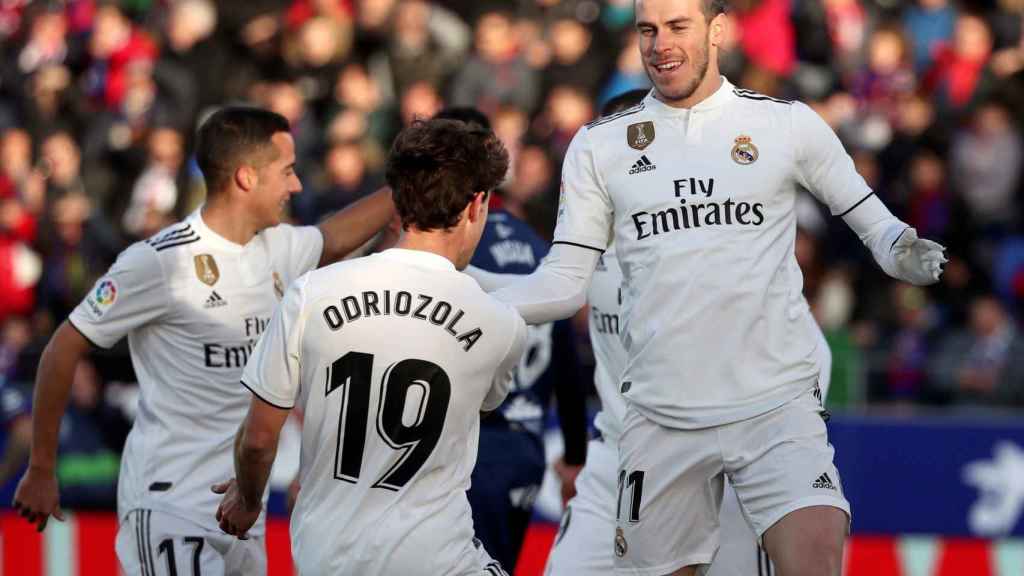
[466,192,487,224]
[709,13,726,47]
[234,165,257,192]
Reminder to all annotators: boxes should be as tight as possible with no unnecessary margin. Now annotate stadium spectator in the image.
[450,9,542,115]
[929,295,1024,405]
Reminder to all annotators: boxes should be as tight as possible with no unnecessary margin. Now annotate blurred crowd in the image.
[1,0,1024,501]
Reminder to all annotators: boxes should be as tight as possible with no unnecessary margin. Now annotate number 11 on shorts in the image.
[617,470,645,523]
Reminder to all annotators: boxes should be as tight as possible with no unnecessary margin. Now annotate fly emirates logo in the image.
[631,177,765,240]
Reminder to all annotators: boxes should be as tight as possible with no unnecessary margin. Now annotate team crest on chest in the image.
[272,271,285,300]
[627,121,655,150]
[194,254,220,286]
[731,135,759,165]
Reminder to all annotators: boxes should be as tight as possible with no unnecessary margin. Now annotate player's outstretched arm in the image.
[841,196,947,286]
[489,243,600,325]
[214,396,290,539]
[317,187,395,267]
[464,265,519,291]
[12,321,91,531]
[792,102,946,285]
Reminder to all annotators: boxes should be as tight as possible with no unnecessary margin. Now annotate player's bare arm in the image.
[214,395,290,539]
[317,186,396,267]
[12,321,91,531]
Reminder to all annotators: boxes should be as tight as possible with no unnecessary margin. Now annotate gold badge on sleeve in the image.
[627,121,655,150]
[731,135,759,165]
[194,254,220,286]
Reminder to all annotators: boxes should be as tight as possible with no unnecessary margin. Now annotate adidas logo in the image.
[812,472,836,490]
[204,291,228,309]
[628,155,656,175]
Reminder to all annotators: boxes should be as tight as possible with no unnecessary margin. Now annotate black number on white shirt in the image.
[616,469,645,523]
[327,351,451,490]
[327,351,373,483]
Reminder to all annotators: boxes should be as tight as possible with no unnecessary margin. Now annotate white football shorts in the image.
[614,386,850,575]
[544,438,779,576]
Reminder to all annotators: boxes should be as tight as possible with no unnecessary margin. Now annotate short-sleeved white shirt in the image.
[69,209,323,531]
[242,248,527,575]
[555,78,865,428]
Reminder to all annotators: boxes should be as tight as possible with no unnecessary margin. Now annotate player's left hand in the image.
[212,479,260,540]
[553,458,583,508]
[892,228,947,286]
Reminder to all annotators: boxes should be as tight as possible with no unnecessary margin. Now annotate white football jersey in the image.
[241,248,527,576]
[556,77,866,428]
[69,209,323,532]
[587,245,628,443]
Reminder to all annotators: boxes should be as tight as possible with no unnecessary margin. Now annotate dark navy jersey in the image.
[471,210,585,461]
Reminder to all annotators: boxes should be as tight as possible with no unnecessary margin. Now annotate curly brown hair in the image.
[386,118,509,232]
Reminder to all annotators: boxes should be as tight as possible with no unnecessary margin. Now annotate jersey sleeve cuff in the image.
[239,379,295,410]
[67,317,113,350]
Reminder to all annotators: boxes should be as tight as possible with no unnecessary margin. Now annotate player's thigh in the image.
[615,406,724,576]
[545,438,618,576]
[706,483,767,576]
[724,388,850,540]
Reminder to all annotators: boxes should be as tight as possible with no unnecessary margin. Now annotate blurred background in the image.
[0,0,1023,574]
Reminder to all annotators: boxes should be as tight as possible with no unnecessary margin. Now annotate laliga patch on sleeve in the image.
[84,278,119,318]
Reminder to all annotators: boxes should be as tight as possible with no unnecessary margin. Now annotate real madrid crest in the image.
[731,135,758,165]
[627,121,655,151]
[194,254,220,286]
[615,527,628,557]
[272,271,285,300]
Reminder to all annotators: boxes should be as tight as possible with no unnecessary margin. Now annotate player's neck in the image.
[395,229,462,268]
[200,198,261,245]
[657,70,723,109]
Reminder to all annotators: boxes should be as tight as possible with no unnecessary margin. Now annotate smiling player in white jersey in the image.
[539,89,831,576]
[214,118,527,576]
[471,0,947,573]
[13,107,394,575]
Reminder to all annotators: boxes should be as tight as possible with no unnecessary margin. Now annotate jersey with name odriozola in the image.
[241,248,527,575]
[69,210,323,531]
[555,78,870,429]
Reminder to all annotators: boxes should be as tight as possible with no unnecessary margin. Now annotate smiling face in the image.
[251,132,302,229]
[636,0,723,106]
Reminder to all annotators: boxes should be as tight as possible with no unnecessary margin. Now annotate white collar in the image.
[642,75,735,116]
[377,248,457,272]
